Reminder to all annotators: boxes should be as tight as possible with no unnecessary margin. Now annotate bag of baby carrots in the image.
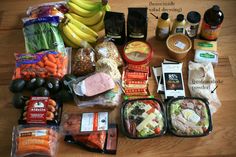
[11,125,59,157]
[12,48,71,80]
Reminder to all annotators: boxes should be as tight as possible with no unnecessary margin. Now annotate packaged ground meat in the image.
[11,125,59,157]
[95,41,124,67]
[72,48,96,76]
[12,49,71,80]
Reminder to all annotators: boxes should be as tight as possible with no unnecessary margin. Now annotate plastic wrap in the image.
[12,49,71,80]
[22,16,65,53]
[26,1,68,20]
[11,125,59,157]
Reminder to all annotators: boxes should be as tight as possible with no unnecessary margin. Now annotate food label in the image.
[186,23,199,38]
[80,112,108,132]
[162,63,185,99]
[26,97,49,124]
[175,26,185,34]
[174,41,186,50]
[19,129,48,137]
[127,64,149,73]
[158,27,170,39]
[201,21,221,40]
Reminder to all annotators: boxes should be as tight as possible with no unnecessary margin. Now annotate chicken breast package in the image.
[188,61,221,114]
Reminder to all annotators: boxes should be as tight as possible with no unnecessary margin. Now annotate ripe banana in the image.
[89,13,104,32]
[68,2,98,17]
[59,26,79,48]
[70,0,102,11]
[62,24,85,47]
[64,13,98,38]
[70,11,103,26]
[67,22,97,43]
[104,4,111,11]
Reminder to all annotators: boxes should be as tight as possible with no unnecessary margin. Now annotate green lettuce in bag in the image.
[23,16,65,53]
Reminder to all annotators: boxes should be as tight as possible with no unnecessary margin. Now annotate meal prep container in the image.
[166,34,192,61]
[166,97,213,137]
[121,98,167,139]
[123,41,153,65]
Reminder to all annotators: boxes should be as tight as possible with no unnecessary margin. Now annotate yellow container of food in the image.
[166,34,192,61]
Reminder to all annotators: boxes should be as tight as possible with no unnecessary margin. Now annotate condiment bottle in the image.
[200,5,224,41]
[185,11,201,39]
[155,12,171,40]
[171,14,186,34]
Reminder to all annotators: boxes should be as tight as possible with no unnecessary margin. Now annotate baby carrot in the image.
[45,60,57,69]
[37,61,44,68]
[47,54,56,63]
[45,66,56,74]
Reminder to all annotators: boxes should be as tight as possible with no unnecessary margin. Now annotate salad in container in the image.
[167,97,212,137]
[121,98,167,139]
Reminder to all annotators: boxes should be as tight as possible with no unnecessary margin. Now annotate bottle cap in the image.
[177,14,184,22]
[187,11,201,24]
[161,12,169,20]
[212,5,220,11]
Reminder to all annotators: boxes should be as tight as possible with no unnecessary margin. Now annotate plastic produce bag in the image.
[11,125,59,157]
[26,1,68,20]
[23,16,65,53]
[12,48,71,80]
[188,61,221,114]
[95,40,124,67]
[72,48,96,76]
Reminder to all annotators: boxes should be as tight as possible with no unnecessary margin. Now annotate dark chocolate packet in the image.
[104,11,126,45]
[127,8,148,41]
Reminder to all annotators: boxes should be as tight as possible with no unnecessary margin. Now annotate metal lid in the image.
[187,11,201,24]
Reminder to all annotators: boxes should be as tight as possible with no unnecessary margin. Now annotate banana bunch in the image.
[60,0,111,48]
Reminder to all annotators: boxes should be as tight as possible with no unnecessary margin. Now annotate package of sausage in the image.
[18,97,63,125]
[11,125,59,157]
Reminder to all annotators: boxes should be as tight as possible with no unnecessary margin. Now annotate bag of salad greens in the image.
[22,16,65,53]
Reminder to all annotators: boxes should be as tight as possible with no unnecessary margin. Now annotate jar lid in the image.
[123,41,153,65]
[177,14,184,22]
[161,12,169,20]
[187,11,201,24]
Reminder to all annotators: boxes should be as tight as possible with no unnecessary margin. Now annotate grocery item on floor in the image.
[152,66,164,94]
[185,11,201,38]
[162,62,185,99]
[104,11,126,45]
[123,41,153,65]
[12,49,71,80]
[121,98,167,138]
[127,8,148,41]
[200,5,224,41]
[23,16,65,53]
[95,40,124,67]
[11,125,59,157]
[69,73,122,107]
[167,97,212,137]
[166,34,192,61]
[18,97,63,125]
[96,58,121,81]
[26,1,68,20]
[72,48,96,76]
[194,39,217,52]
[188,61,221,114]
[171,14,186,34]
[155,12,171,40]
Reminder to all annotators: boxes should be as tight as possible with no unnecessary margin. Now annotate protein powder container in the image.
[185,11,201,39]
[200,5,224,41]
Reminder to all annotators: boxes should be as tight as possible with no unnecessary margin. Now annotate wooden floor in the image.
[0,0,236,156]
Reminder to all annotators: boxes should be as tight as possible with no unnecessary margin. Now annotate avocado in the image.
[53,89,73,102]
[45,77,61,93]
[9,79,26,93]
[61,74,77,89]
[33,87,50,97]
[26,77,45,90]
[12,93,29,109]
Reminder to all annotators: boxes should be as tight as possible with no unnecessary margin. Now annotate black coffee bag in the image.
[127,8,148,41]
[104,11,126,45]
